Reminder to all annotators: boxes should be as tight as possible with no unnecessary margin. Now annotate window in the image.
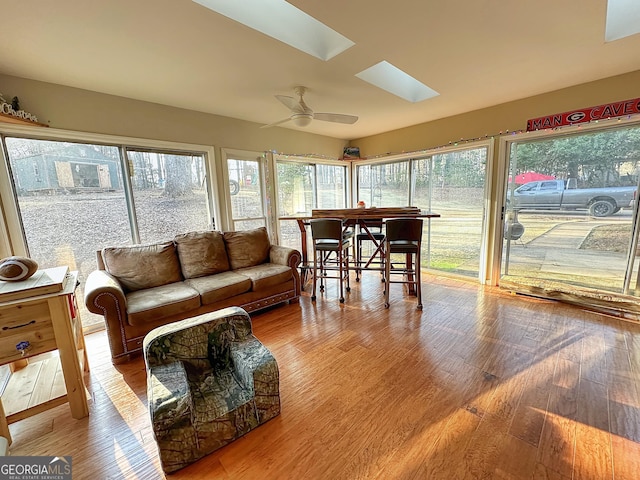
[225,152,267,231]
[127,149,211,243]
[356,161,409,207]
[275,157,348,250]
[0,133,216,332]
[355,145,490,280]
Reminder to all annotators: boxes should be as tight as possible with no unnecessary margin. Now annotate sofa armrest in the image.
[84,269,127,316]
[269,244,301,269]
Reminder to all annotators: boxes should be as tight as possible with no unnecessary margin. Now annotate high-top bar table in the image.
[280,207,440,287]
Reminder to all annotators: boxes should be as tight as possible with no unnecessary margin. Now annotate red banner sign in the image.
[526,97,640,131]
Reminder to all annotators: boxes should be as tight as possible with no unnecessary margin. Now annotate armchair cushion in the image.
[223,227,270,270]
[102,241,182,292]
[174,231,230,279]
[193,368,256,426]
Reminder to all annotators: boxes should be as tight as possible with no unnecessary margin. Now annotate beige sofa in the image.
[84,227,301,363]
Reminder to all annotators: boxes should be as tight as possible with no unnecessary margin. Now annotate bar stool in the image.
[383,218,423,310]
[310,218,352,303]
[355,219,385,282]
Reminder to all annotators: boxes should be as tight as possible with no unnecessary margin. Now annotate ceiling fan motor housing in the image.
[291,113,313,127]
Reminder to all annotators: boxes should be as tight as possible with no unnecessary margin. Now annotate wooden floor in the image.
[6,273,640,479]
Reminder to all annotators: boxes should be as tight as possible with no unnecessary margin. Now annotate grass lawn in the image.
[581,224,631,253]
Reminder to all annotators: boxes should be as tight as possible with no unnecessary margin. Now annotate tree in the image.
[163,154,193,197]
[277,162,311,215]
[512,125,640,187]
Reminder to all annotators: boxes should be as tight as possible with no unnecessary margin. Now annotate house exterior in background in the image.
[10,144,120,194]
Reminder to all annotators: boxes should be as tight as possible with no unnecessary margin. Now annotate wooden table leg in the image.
[48,296,89,420]
[0,399,12,446]
[296,219,311,289]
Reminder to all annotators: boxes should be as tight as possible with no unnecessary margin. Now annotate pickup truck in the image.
[509,179,636,217]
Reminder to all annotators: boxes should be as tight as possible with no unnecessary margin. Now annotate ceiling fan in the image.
[261,86,358,128]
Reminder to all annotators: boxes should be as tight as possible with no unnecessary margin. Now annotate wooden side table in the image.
[0,269,89,444]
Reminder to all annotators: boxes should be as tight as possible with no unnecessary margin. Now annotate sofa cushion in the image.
[102,241,183,292]
[174,231,230,279]
[185,271,252,305]
[223,227,271,270]
[126,282,201,326]
[235,263,292,291]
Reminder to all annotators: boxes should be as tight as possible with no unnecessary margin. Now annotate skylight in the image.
[192,0,355,61]
[355,61,439,103]
[605,0,640,42]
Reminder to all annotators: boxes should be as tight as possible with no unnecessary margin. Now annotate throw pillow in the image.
[174,230,230,279]
[102,241,182,292]
[223,227,271,270]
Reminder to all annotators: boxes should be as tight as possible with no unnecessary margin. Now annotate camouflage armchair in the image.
[143,307,280,473]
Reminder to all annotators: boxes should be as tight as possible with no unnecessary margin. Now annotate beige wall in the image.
[5,70,639,159]
[0,74,347,157]
[351,70,640,158]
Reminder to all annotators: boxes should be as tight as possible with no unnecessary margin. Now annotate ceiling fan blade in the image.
[275,95,302,112]
[313,113,358,124]
[260,117,292,129]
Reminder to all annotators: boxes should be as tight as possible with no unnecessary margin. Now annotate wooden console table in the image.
[0,268,89,444]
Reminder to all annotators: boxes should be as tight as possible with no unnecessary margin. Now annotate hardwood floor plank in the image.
[464,413,538,479]
[509,353,558,447]
[611,434,640,480]
[581,332,607,385]
[608,399,640,443]
[574,422,612,480]
[605,346,634,383]
[536,410,576,479]
[3,274,640,479]
[549,358,579,420]
[531,462,571,479]
[410,407,481,479]
[483,370,528,420]
[577,378,609,431]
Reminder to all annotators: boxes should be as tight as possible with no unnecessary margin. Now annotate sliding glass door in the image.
[501,122,640,296]
[412,149,488,278]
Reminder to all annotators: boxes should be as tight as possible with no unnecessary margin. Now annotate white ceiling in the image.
[1,0,639,140]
